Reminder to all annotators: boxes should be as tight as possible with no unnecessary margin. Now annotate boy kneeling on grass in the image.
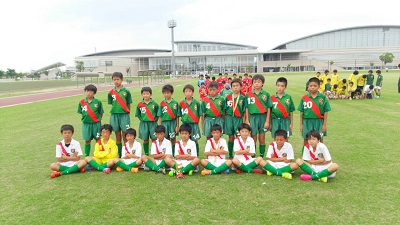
[50,124,87,178]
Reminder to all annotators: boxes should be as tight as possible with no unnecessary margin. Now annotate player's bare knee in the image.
[225,160,232,167]
[200,159,208,166]
[192,157,200,165]
[330,163,339,172]
[50,163,58,170]
[85,156,92,162]
[232,158,240,166]
[295,158,304,165]
[290,162,299,170]
[141,155,148,162]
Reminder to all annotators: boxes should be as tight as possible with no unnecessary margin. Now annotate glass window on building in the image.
[105,61,113,66]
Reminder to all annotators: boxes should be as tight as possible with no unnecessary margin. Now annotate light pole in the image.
[168,20,177,78]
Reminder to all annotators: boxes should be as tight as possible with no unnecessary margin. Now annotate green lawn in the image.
[1,71,399,224]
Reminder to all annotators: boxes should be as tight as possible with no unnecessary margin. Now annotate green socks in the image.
[182,163,195,174]
[204,162,217,170]
[61,164,80,175]
[143,143,149,156]
[84,144,91,157]
[312,169,332,180]
[195,143,199,157]
[279,165,293,173]
[228,141,234,158]
[263,163,282,176]
[117,143,122,158]
[88,160,105,171]
[116,161,132,171]
[145,159,159,171]
[300,163,314,175]
[238,163,253,173]
[259,144,266,158]
[212,163,229,174]
[157,159,166,169]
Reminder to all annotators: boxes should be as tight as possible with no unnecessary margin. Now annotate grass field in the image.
[1,71,399,224]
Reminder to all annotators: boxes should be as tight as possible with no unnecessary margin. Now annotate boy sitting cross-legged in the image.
[113,128,143,173]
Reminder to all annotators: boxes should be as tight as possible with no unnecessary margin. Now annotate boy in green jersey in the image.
[157,84,179,155]
[178,84,202,156]
[224,78,247,159]
[135,87,159,156]
[374,70,383,98]
[78,84,104,156]
[298,77,331,146]
[245,74,273,158]
[108,72,132,157]
[270,77,295,139]
[201,81,225,139]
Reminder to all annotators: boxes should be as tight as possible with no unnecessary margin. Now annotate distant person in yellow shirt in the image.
[330,69,339,86]
[348,70,358,86]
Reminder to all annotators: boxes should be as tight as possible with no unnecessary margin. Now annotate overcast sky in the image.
[1,0,398,72]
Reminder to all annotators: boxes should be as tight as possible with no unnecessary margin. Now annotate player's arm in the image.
[201,113,205,130]
[245,108,250,124]
[153,153,165,159]
[289,111,294,132]
[109,144,119,159]
[299,112,303,132]
[94,144,109,158]
[322,112,328,133]
[57,155,80,162]
[264,107,271,129]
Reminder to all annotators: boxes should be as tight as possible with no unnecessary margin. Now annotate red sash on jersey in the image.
[208,138,223,159]
[153,140,161,154]
[305,144,317,160]
[302,95,324,119]
[160,101,175,119]
[179,101,199,123]
[236,137,250,160]
[58,142,69,156]
[247,91,267,114]
[177,141,185,155]
[80,99,100,122]
[138,102,155,121]
[110,89,130,114]
[97,139,105,151]
[270,95,288,118]
[203,97,222,117]
[270,142,279,158]
[124,143,130,154]
[226,94,241,117]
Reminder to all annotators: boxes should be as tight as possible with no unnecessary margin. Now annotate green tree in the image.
[75,61,85,72]
[286,64,291,72]
[329,61,334,70]
[126,67,131,76]
[6,68,16,78]
[246,64,252,73]
[0,69,4,78]
[379,52,395,68]
[206,64,213,75]
[370,62,374,69]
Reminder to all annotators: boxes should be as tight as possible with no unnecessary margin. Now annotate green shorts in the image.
[82,122,101,141]
[302,118,327,139]
[224,115,242,136]
[162,120,177,139]
[110,114,130,132]
[203,117,224,138]
[184,123,201,141]
[270,118,291,138]
[249,114,267,135]
[139,121,157,140]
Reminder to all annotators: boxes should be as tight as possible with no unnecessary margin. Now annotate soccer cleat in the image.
[253,169,264,174]
[51,171,62,179]
[282,172,293,180]
[80,167,85,173]
[266,171,273,176]
[156,168,166,175]
[319,177,328,183]
[236,169,243,174]
[168,170,176,177]
[116,166,124,172]
[103,168,111,174]
[224,169,230,174]
[193,166,199,173]
[143,166,151,172]
[188,170,193,176]
[201,169,211,176]
[176,172,185,179]
[85,166,96,171]
[300,174,312,181]
[130,167,139,173]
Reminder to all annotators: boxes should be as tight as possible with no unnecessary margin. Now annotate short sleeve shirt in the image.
[298,92,331,119]
[246,89,273,115]
[366,74,375,85]
[178,98,202,124]
[135,99,159,122]
[225,93,247,117]
[201,95,225,118]
[174,139,197,157]
[108,86,132,114]
[157,99,179,121]
[77,97,104,123]
[266,142,294,160]
[151,138,172,156]
[121,141,142,158]
[233,136,255,161]
[376,75,383,86]
[302,143,332,162]
[271,93,295,119]
[56,139,82,167]
[205,138,228,161]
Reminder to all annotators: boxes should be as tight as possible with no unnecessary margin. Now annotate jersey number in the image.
[181,108,188,115]
[140,107,146,113]
[227,100,233,107]
[247,97,256,105]
[272,102,278,109]
[303,101,313,109]
[162,106,168,114]
[206,103,210,109]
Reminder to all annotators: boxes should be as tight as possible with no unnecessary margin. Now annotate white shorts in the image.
[208,158,227,167]
[122,158,138,165]
[374,86,381,90]
[60,161,78,167]
[267,160,290,169]
[175,159,192,168]
[312,163,336,178]
[240,157,255,166]
[155,159,164,166]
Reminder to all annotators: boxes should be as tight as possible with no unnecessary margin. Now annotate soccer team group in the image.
[50,72,339,182]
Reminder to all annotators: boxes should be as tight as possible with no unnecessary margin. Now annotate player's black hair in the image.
[327,78,331,81]
[353,70,359,75]
[218,73,222,76]
[244,73,248,76]
[355,88,362,94]
[319,80,323,84]
[376,70,381,73]
[101,124,113,133]
[155,125,166,134]
[211,124,222,132]
[162,84,174,94]
[183,84,194,92]
[125,128,137,137]
[212,77,216,81]
[308,77,320,86]
[248,75,252,78]
[306,130,321,140]
[200,82,206,86]
[238,123,251,132]
[333,84,338,88]
[324,70,329,73]
[363,75,367,78]
[276,77,288,86]
[233,73,237,76]
[231,78,242,86]
[199,74,204,78]
[349,82,354,85]
[60,124,74,134]
[239,76,242,79]
[112,72,123,80]
[84,84,97,94]
[205,76,210,79]
[274,129,288,139]
[179,124,192,135]
[342,79,347,83]
[333,69,338,73]
[252,74,265,84]
[228,77,232,81]
[141,86,152,94]
[369,85,374,89]
[342,86,347,89]
[368,70,373,73]
[208,81,219,89]
[224,72,228,75]
[316,72,321,75]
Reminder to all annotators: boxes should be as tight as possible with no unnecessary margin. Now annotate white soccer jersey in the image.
[121,141,142,164]
[302,142,332,162]
[151,138,172,156]
[174,139,197,158]
[233,136,255,162]
[56,139,82,167]
[205,138,228,161]
[266,142,294,160]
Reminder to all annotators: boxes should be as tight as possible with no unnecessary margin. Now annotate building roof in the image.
[34,62,66,72]
[80,49,171,57]
[175,40,257,49]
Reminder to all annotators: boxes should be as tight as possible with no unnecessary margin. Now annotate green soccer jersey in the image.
[225,93,247,117]
[77,97,104,123]
[366,74,375,85]
[271,93,295,119]
[135,99,159,122]
[178,98,202,124]
[221,89,233,97]
[108,86,132,114]
[157,99,179,121]
[325,83,332,91]
[376,75,383,86]
[201,95,225,118]
[246,89,273,115]
[297,92,331,119]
